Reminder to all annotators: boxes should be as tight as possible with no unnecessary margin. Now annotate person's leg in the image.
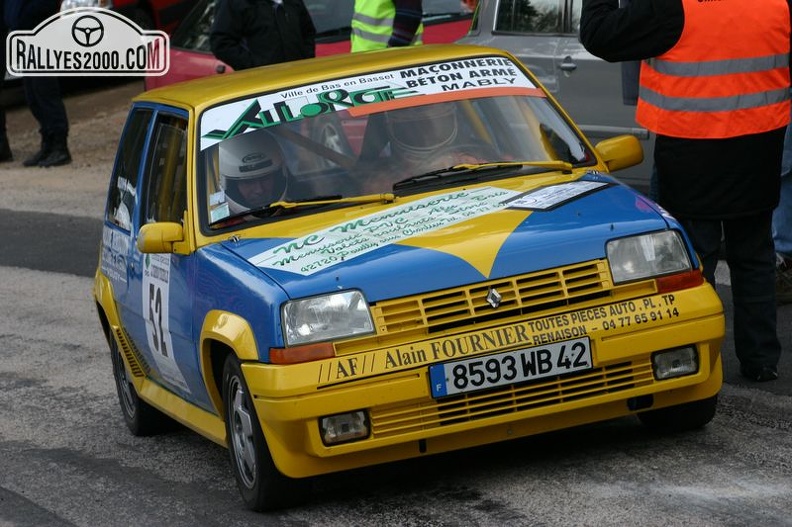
[724,212,780,381]
[0,107,11,162]
[773,175,792,256]
[772,173,792,303]
[22,77,52,166]
[677,218,722,286]
[33,77,70,167]
[22,76,70,167]
[648,163,659,202]
[0,29,10,162]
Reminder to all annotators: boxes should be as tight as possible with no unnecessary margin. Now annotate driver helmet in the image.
[385,102,458,163]
[219,131,287,213]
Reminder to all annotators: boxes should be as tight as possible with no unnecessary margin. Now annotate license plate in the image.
[429,337,592,398]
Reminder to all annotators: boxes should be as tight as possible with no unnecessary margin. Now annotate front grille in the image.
[370,360,655,438]
[371,260,611,337]
[335,258,657,356]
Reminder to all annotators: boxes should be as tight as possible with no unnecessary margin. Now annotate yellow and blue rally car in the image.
[94,44,725,511]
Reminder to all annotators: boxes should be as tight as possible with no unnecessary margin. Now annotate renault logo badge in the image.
[486,287,502,309]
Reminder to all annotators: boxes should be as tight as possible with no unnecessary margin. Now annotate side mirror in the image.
[594,134,644,173]
[137,222,184,254]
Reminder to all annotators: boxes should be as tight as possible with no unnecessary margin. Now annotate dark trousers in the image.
[680,213,781,369]
[0,84,6,142]
[23,76,68,138]
[0,34,7,143]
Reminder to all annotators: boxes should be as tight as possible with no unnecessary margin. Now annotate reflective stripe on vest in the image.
[350,2,424,52]
[636,0,791,139]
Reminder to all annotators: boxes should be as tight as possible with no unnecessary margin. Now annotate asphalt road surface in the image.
[0,79,790,527]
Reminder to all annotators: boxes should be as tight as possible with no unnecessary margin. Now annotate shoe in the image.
[38,146,71,167]
[775,253,792,305]
[739,364,778,382]
[22,137,52,167]
[37,135,71,167]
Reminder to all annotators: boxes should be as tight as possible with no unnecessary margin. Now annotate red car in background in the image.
[60,0,193,33]
[144,0,477,90]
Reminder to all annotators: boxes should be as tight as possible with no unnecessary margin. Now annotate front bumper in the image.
[244,284,724,478]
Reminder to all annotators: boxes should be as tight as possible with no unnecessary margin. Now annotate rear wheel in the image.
[222,354,309,511]
[637,394,718,433]
[109,334,171,436]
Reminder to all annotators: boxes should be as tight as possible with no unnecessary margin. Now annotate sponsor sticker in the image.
[249,186,521,275]
[200,56,540,150]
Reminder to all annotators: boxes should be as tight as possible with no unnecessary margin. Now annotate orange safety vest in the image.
[636,0,791,139]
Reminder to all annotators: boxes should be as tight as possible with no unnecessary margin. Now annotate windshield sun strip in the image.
[346,87,546,118]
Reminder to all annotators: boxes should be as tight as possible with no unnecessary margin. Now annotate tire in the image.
[222,354,310,511]
[637,394,718,434]
[109,334,171,436]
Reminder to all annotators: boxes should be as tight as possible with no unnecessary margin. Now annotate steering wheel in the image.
[416,143,501,171]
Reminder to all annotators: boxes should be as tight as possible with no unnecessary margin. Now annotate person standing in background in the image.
[351,0,423,52]
[210,0,316,72]
[0,0,13,163]
[775,115,792,304]
[616,0,658,201]
[4,0,71,167]
[580,0,791,382]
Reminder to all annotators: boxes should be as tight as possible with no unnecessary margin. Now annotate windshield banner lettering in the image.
[200,57,537,150]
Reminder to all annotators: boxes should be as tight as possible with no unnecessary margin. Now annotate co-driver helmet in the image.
[385,102,458,163]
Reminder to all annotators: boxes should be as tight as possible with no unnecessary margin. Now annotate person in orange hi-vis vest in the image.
[580,0,792,382]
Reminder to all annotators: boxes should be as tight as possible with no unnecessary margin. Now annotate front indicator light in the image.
[320,411,370,446]
[270,342,335,365]
[652,346,698,380]
[656,268,704,293]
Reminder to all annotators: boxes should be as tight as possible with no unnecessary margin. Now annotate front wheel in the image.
[222,354,309,511]
[637,394,718,433]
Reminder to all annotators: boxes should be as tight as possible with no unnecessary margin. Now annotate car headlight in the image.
[607,231,691,284]
[282,290,374,345]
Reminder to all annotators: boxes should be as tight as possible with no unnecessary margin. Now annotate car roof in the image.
[137,44,514,112]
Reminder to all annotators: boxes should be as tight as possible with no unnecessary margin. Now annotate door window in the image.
[107,109,152,231]
[143,115,188,225]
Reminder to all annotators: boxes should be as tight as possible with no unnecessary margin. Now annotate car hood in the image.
[220,178,669,303]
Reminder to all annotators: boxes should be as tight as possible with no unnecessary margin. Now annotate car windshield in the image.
[172,0,476,51]
[198,55,593,231]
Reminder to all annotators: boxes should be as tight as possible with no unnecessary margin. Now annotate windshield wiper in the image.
[268,193,396,210]
[392,160,574,191]
[209,193,396,228]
